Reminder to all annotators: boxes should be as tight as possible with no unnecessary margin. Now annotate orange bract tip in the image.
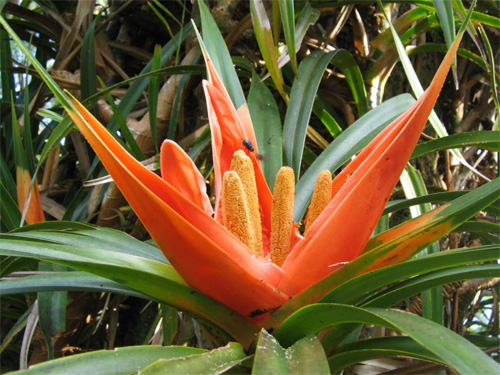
[16,169,45,225]
[160,140,213,216]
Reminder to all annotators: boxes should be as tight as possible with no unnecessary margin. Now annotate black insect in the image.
[242,139,254,152]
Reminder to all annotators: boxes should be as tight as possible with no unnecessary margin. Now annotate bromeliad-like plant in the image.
[1,1,499,374]
[60,12,498,326]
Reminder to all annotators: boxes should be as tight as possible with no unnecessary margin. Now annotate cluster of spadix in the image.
[221,150,332,267]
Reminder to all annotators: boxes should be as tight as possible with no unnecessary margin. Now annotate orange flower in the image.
[66,31,461,323]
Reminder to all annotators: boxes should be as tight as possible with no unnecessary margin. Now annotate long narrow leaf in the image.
[330,50,368,116]
[12,345,205,375]
[274,304,498,375]
[322,245,498,305]
[279,0,297,76]
[250,0,284,96]
[411,131,500,159]
[365,264,499,308]
[433,0,456,49]
[283,50,337,178]
[400,166,442,323]
[329,336,444,373]
[198,0,245,108]
[140,343,246,374]
[37,263,67,360]
[148,45,162,153]
[80,19,97,103]
[248,70,282,190]
[0,271,154,300]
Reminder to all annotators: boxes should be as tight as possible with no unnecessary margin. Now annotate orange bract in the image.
[16,170,45,225]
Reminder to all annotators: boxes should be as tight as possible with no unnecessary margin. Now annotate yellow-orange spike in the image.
[230,150,263,256]
[222,171,257,253]
[270,167,295,266]
[304,170,332,234]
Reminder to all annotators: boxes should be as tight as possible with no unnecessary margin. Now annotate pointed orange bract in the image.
[278,35,463,295]
[16,170,45,225]
[160,140,213,216]
[203,79,275,253]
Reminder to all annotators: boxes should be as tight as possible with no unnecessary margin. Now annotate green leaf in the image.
[161,304,178,346]
[252,329,329,375]
[477,25,499,110]
[412,131,500,159]
[321,245,499,306]
[433,0,456,49]
[167,53,200,140]
[252,329,288,375]
[273,304,499,375]
[400,166,442,324]
[0,302,33,354]
[198,0,245,108]
[287,335,329,375]
[408,43,495,74]
[0,271,154,300]
[312,95,343,138]
[22,83,35,174]
[13,345,205,375]
[139,343,246,375]
[279,0,297,76]
[0,181,22,231]
[0,155,16,201]
[80,19,97,102]
[0,28,15,100]
[383,191,500,218]
[11,222,167,262]
[37,117,74,167]
[283,50,337,179]
[149,45,162,154]
[250,0,284,96]
[248,70,283,190]
[330,50,368,116]
[456,221,500,244]
[11,93,28,172]
[364,264,499,309]
[269,2,320,80]
[0,16,70,109]
[0,256,36,278]
[294,94,415,221]
[328,336,443,373]
[364,177,500,258]
[37,263,67,360]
